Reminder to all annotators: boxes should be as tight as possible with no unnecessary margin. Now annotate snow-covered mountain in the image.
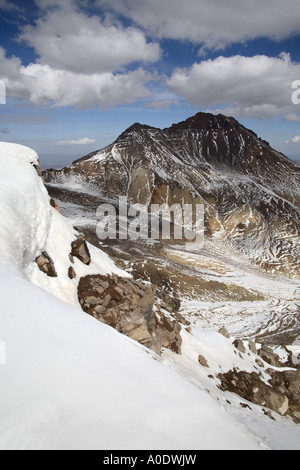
[43,113,300,344]
[1,139,300,450]
[44,112,300,278]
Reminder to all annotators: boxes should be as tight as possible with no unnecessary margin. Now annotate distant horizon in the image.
[39,153,300,172]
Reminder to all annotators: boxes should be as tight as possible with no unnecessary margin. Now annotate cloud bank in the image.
[168,53,300,118]
[1,0,300,117]
[0,1,157,108]
[19,4,160,74]
[100,0,300,51]
[0,48,152,109]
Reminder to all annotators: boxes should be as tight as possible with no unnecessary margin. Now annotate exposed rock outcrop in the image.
[218,369,290,418]
[218,341,300,422]
[233,339,246,354]
[78,274,182,355]
[268,369,300,421]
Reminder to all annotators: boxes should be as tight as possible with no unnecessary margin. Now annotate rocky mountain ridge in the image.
[44,112,300,278]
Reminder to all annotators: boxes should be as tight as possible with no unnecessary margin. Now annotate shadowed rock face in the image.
[43,112,300,277]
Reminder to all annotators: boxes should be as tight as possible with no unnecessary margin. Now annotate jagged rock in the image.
[77,274,182,355]
[155,309,182,354]
[274,346,299,369]
[35,252,57,278]
[32,161,42,177]
[68,266,76,279]
[71,234,91,265]
[161,293,181,313]
[106,284,124,301]
[240,403,252,410]
[219,327,230,339]
[218,369,290,417]
[258,344,280,367]
[233,339,246,354]
[255,358,265,368]
[264,410,276,421]
[267,369,300,422]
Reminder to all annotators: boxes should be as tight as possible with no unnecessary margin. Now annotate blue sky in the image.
[0,0,300,169]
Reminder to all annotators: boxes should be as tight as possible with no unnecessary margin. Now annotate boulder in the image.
[68,266,76,279]
[35,252,57,278]
[248,340,257,354]
[268,369,300,421]
[71,234,91,265]
[258,344,281,367]
[233,339,246,354]
[198,355,209,368]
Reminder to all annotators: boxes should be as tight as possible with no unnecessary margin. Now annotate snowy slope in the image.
[0,260,269,450]
[0,142,267,450]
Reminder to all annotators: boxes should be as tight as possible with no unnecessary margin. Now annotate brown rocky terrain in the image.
[78,273,182,355]
[217,329,300,422]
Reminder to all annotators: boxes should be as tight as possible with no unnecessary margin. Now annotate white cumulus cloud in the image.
[0,47,153,108]
[19,4,160,74]
[0,0,160,109]
[167,53,300,119]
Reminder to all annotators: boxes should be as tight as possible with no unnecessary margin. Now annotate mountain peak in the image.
[167,111,257,138]
[119,122,157,137]
[72,111,293,171]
